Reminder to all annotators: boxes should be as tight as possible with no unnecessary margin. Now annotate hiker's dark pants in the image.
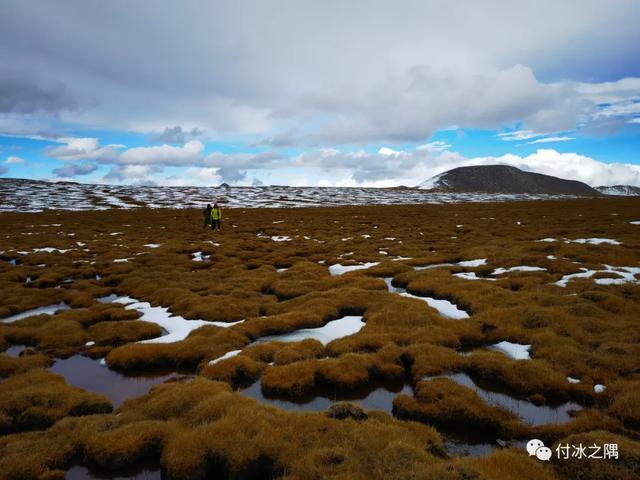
[211,219,221,230]
[203,219,210,229]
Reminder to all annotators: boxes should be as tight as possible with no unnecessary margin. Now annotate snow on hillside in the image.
[0,178,584,212]
[596,185,640,196]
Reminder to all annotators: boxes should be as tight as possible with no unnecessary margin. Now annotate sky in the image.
[1,0,639,188]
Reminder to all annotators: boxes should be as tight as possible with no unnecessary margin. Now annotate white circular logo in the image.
[536,446,552,461]
[526,439,545,456]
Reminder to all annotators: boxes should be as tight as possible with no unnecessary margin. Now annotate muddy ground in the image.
[1,198,639,479]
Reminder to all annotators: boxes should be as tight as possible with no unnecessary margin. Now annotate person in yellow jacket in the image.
[210,202,222,231]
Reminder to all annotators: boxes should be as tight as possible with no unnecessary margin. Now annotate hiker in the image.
[211,202,222,231]
[203,204,212,230]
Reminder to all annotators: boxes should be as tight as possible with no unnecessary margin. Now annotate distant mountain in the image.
[596,185,640,196]
[418,165,601,195]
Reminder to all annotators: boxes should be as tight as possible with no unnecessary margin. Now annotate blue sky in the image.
[1,1,639,187]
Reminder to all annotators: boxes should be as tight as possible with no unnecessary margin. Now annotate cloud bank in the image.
[42,136,640,188]
[1,1,639,145]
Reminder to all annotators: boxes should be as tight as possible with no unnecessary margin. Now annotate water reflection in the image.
[66,466,160,480]
[3,344,27,357]
[428,372,581,425]
[50,355,182,409]
[240,379,412,414]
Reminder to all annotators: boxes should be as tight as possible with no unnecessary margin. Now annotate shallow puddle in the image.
[443,437,496,457]
[0,302,71,323]
[413,263,454,271]
[239,379,412,414]
[427,373,581,425]
[50,355,181,409]
[66,466,160,480]
[3,344,27,357]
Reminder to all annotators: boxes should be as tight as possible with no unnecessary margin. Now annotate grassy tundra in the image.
[1,198,640,479]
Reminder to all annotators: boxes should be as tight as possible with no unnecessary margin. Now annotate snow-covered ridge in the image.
[0,178,585,212]
[596,185,640,196]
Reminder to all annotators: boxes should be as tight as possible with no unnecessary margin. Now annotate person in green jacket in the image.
[211,202,222,231]
[203,204,212,230]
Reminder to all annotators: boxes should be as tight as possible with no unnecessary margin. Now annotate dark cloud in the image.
[52,163,98,177]
[0,70,76,114]
[1,1,639,144]
[104,164,163,182]
[216,166,247,183]
[150,126,204,144]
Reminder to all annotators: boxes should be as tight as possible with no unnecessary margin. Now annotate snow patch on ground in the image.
[453,272,496,281]
[384,277,469,320]
[192,251,211,262]
[101,295,244,343]
[33,247,72,253]
[414,263,454,271]
[399,292,469,319]
[209,349,242,365]
[566,238,621,245]
[272,236,291,242]
[329,262,379,275]
[256,316,365,346]
[489,341,531,360]
[457,258,487,267]
[491,266,547,275]
[594,384,606,393]
[555,265,640,287]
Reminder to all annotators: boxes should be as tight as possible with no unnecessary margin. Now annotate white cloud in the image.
[179,167,222,186]
[525,136,575,145]
[102,164,161,183]
[417,141,452,152]
[45,137,120,162]
[497,130,542,141]
[498,130,576,145]
[289,147,640,188]
[68,140,640,188]
[575,77,640,105]
[31,130,640,188]
[5,155,25,164]
[378,147,401,156]
[118,140,204,166]
[430,149,640,187]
